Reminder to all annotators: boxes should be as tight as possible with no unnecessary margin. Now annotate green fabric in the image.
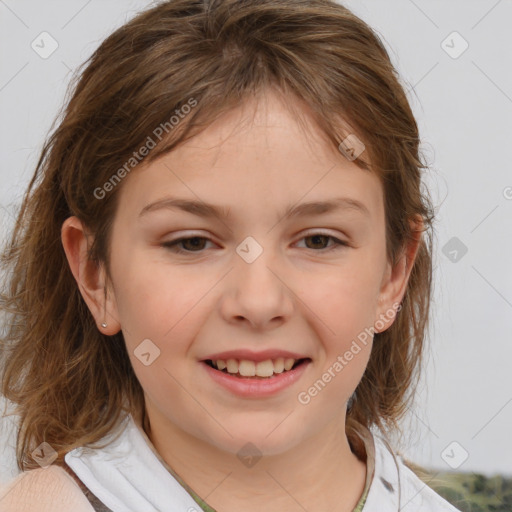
[182,464,370,512]
[159,468,217,512]
[186,482,369,512]
[353,484,369,512]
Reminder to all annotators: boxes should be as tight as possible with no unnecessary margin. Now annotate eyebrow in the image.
[138,196,370,220]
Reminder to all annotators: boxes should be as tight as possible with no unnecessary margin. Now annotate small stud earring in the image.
[101,322,107,328]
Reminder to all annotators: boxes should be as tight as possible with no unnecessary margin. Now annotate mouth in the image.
[203,357,311,379]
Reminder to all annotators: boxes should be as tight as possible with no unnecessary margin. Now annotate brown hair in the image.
[1,0,434,471]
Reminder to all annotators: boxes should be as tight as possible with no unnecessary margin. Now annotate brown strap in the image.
[61,461,114,512]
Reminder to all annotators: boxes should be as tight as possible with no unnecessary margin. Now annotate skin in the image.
[62,87,422,512]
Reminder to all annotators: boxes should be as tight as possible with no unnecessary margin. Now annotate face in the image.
[97,89,403,457]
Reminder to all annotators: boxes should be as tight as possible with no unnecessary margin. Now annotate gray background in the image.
[1,0,511,484]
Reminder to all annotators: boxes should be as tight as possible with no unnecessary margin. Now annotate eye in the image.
[162,236,213,254]
[296,232,349,252]
[161,232,348,255]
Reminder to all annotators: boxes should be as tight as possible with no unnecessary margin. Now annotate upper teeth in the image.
[214,358,297,377]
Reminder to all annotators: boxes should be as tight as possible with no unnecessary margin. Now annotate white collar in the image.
[65,414,451,512]
[65,414,199,512]
[364,432,460,511]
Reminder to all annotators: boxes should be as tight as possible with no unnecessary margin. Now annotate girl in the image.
[0,0,461,510]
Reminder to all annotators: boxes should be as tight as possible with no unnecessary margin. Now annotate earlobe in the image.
[61,216,121,335]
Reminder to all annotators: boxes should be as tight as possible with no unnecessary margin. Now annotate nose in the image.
[219,239,294,330]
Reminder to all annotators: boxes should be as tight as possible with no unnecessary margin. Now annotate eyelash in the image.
[161,232,349,255]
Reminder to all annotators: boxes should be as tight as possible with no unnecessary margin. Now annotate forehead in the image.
[114,90,384,224]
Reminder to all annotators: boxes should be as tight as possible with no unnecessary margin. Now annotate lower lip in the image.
[201,360,311,398]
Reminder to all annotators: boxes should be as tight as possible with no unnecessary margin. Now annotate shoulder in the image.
[0,465,95,512]
[367,435,462,512]
[396,457,462,511]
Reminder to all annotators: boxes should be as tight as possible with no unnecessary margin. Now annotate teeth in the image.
[284,358,295,371]
[273,358,285,373]
[212,357,302,377]
[226,359,238,374]
[239,360,256,377]
[255,360,274,377]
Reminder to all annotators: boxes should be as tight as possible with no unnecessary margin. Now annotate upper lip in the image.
[202,349,310,363]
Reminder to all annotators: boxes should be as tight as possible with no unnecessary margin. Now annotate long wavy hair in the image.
[1,0,434,471]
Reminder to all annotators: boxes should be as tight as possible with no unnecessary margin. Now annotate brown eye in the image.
[180,237,208,251]
[304,234,331,250]
[162,236,212,253]
[162,233,348,256]
[297,233,348,252]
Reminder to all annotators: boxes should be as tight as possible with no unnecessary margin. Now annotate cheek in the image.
[111,265,220,412]
[302,262,382,335]
[111,251,207,342]
[113,263,207,406]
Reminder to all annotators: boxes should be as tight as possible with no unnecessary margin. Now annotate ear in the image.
[374,215,424,333]
[61,216,121,335]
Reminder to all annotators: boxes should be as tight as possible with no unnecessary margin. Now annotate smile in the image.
[205,357,309,378]
[201,358,312,398]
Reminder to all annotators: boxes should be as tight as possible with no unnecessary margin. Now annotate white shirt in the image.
[0,413,461,511]
[363,435,461,511]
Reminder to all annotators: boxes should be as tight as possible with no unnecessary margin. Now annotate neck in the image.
[142,406,367,512]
